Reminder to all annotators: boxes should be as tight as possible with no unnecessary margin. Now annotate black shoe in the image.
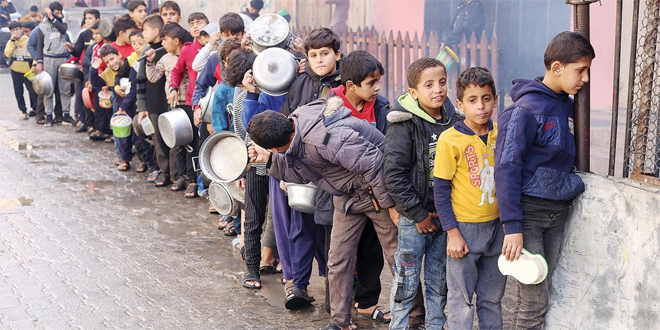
[62,115,75,125]
[284,287,315,309]
[28,110,36,117]
[75,124,88,133]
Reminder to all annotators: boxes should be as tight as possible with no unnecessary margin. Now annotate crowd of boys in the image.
[5,1,595,329]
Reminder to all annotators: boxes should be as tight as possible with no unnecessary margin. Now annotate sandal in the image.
[104,136,114,143]
[217,215,230,229]
[356,305,391,323]
[136,162,148,173]
[89,131,108,141]
[223,222,237,236]
[184,183,198,198]
[146,170,159,183]
[117,161,130,171]
[36,117,45,125]
[171,177,186,191]
[53,117,62,124]
[242,271,261,289]
[260,259,282,275]
[155,172,171,187]
[284,287,315,309]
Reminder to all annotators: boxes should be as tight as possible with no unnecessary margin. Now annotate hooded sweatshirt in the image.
[383,93,461,223]
[328,85,391,134]
[494,78,585,235]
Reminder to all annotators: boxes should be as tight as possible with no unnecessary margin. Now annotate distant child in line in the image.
[495,31,595,329]
[127,0,148,28]
[434,66,505,329]
[4,21,37,120]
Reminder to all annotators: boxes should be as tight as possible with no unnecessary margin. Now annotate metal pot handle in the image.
[192,156,199,172]
[185,144,194,153]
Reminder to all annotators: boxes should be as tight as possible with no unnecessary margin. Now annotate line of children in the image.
[6,4,594,327]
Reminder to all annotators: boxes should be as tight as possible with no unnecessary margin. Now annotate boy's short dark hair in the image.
[246,110,294,149]
[341,50,384,87]
[304,27,340,54]
[407,57,445,88]
[21,21,36,30]
[543,31,596,70]
[91,21,100,30]
[49,2,63,12]
[143,14,164,30]
[127,0,146,12]
[225,49,257,88]
[218,12,244,34]
[99,44,120,58]
[250,0,264,10]
[8,21,21,31]
[113,15,137,36]
[456,67,496,101]
[218,36,241,61]
[30,5,38,12]
[129,29,143,39]
[188,12,208,24]
[159,1,181,15]
[160,22,186,43]
[150,7,159,14]
[84,8,101,19]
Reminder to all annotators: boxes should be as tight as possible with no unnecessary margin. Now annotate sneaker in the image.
[44,116,53,127]
[62,115,75,125]
[284,287,315,309]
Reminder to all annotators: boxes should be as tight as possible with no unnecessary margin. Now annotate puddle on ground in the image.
[0,197,34,210]
[153,219,192,237]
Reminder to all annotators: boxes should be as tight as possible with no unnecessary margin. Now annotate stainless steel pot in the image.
[98,18,114,39]
[208,182,239,216]
[224,180,245,204]
[239,13,254,34]
[199,131,251,183]
[32,72,54,97]
[58,63,84,82]
[250,13,292,54]
[285,182,319,214]
[158,108,193,148]
[132,114,147,139]
[252,47,297,96]
[199,86,213,123]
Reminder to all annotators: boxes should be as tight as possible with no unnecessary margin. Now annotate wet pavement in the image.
[0,75,520,329]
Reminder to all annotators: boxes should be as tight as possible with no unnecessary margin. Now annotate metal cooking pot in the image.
[198,86,213,123]
[224,180,245,204]
[252,47,297,96]
[250,13,292,54]
[59,63,84,82]
[208,182,239,216]
[98,18,114,39]
[132,114,147,139]
[285,182,319,214]
[32,72,54,97]
[158,108,193,148]
[199,131,251,183]
[239,13,253,34]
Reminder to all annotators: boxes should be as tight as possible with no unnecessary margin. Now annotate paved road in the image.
[0,73,521,329]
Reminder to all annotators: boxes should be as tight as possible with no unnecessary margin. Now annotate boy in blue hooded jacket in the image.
[495,31,595,329]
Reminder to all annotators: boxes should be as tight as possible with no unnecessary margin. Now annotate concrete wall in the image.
[546,173,660,329]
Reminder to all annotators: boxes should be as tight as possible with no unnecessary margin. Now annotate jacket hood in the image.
[387,93,456,124]
[510,77,569,103]
[454,119,494,136]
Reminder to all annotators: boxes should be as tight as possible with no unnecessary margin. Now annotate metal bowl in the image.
[59,63,84,82]
[208,182,239,216]
[252,47,297,96]
[158,108,193,148]
[285,182,319,214]
[32,72,54,97]
[250,13,291,54]
[199,131,250,183]
[199,86,213,123]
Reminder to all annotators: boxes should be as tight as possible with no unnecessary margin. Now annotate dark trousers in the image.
[135,137,157,169]
[116,106,135,162]
[150,112,171,178]
[75,80,86,123]
[10,69,37,113]
[83,91,95,128]
[94,88,112,134]
[173,105,199,182]
[242,171,270,273]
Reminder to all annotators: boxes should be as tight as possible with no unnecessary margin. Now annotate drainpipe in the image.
[566,0,599,172]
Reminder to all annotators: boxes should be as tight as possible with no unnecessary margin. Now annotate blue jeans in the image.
[514,196,572,329]
[446,219,506,329]
[390,215,447,330]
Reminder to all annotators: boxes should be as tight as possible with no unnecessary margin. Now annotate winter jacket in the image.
[146,52,188,105]
[35,15,69,60]
[191,52,220,108]
[278,60,342,116]
[136,41,167,114]
[494,77,585,235]
[169,39,203,106]
[383,93,461,223]
[4,35,32,73]
[71,29,93,58]
[269,96,394,214]
[242,91,287,129]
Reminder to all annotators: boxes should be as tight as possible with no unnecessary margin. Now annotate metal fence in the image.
[624,0,660,184]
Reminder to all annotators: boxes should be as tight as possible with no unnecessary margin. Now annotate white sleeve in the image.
[192,44,215,73]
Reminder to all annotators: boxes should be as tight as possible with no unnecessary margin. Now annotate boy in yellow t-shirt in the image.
[433,67,505,329]
[4,21,37,120]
